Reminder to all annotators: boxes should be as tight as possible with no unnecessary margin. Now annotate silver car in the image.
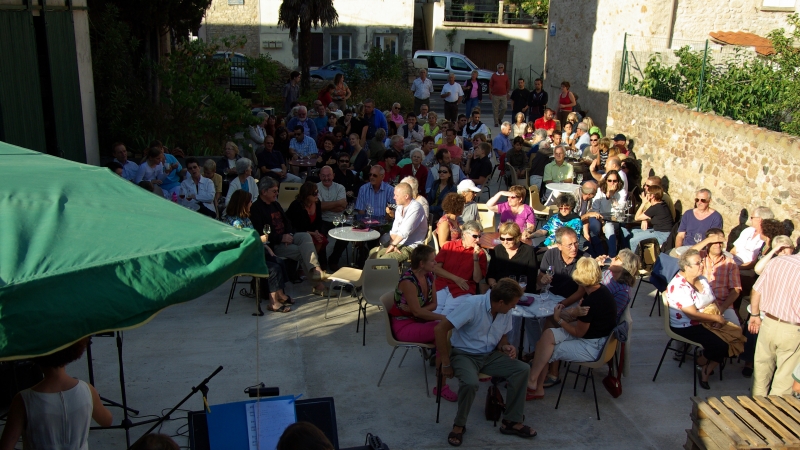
[412,50,494,93]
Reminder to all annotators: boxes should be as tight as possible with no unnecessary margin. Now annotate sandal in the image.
[447,425,466,447]
[433,385,458,402]
[266,304,291,313]
[282,296,295,305]
[543,375,561,388]
[499,419,537,438]
[526,387,544,401]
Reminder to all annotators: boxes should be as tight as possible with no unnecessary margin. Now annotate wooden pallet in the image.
[685,395,800,449]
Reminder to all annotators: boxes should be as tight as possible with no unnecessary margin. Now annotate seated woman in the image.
[390,245,445,345]
[531,193,582,247]
[485,222,538,293]
[226,190,293,312]
[428,163,457,221]
[398,149,429,196]
[559,249,640,321]
[436,193,465,246]
[378,150,401,184]
[316,135,338,168]
[627,184,674,253]
[666,249,730,390]
[526,257,618,400]
[433,221,488,316]
[348,132,368,174]
[0,338,113,449]
[485,185,536,236]
[225,158,258,206]
[286,182,330,272]
[512,112,527,138]
[584,169,627,257]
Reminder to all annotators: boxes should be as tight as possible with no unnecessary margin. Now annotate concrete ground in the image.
[6,136,753,450]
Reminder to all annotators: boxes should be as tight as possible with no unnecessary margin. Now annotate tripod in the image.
[87,331,160,447]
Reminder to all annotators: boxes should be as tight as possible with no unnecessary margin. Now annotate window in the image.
[762,0,795,10]
[330,35,351,61]
[451,57,471,72]
[429,56,447,69]
[374,34,398,54]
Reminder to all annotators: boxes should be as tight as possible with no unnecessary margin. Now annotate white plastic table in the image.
[511,293,565,359]
[544,182,581,206]
[328,227,381,267]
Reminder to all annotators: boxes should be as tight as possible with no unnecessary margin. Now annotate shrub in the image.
[356,79,415,112]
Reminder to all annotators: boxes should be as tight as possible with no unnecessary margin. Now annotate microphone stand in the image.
[128,365,223,450]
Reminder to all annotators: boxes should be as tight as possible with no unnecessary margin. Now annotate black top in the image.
[256,149,286,171]
[317,148,337,168]
[539,248,585,298]
[486,243,538,293]
[579,285,617,340]
[645,202,674,232]
[527,90,549,120]
[470,156,492,182]
[286,200,324,233]
[351,148,369,174]
[510,88,530,115]
[333,166,364,197]
[250,198,294,247]
[529,152,550,178]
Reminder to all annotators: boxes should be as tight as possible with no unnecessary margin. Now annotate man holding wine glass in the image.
[674,188,724,248]
[317,166,349,272]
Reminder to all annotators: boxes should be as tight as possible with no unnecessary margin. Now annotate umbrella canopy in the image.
[0,142,268,360]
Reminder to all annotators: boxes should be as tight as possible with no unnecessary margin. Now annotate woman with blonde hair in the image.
[423,112,439,137]
[486,185,536,236]
[512,112,527,138]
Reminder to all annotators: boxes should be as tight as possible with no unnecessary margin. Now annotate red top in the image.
[378,161,402,183]
[318,91,333,106]
[398,164,429,196]
[534,118,556,131]
[434,240,488,297]
[559,92,573,111]
[489,73,510,96]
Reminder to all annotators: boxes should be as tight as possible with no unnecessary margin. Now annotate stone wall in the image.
[204,0,260,58]
[606,90,800,240]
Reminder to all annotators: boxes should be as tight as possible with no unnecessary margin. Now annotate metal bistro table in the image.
[288,155,319,168]
[544,182,581,206]
[511,293,565,360]
[327,214,387,266]
[601,212,641,230]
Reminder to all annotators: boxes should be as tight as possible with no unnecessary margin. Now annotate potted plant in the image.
[462,3,475,22]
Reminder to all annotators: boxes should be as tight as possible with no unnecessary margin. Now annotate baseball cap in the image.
[457,179,481,193]
[613,134,627,141]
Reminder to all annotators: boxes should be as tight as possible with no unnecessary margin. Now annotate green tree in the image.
[278,0,338,92]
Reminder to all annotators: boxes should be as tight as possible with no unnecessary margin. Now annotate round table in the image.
[511,292,565,359]
[544,182,581,206]
[289,156,319,168]
[328,226,381,267]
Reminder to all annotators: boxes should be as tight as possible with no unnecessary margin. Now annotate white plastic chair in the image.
[358,259,400,346]
[554,331,619,420]
[277,182,301,211]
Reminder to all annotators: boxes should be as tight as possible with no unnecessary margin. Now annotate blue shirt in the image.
[447,292,513,355]
[492,134,512,155]
[286,117,318,139]
[355,182,394,218]
[115,159,139,182]
[162,153,182,190]
[289,137,318,157]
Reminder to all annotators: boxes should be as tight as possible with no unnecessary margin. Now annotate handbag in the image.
[484,383,505,426]
[602,342,624,398]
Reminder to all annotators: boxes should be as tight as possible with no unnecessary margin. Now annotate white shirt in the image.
[180,176,216,212]
[441,82,464,103]
[601,169,629,192]
[317,181,347,222]
[390,199,427,248]
[590,188,627,214]
[411,77,435,99]
[732,227,764,265]
[226,176,258,206]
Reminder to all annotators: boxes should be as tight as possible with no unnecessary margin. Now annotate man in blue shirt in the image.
[286,106,318,139]
[112,142,139,182]
[355,165,394,217]
[362,98,388,141]
[434,280,536,445]
[493,121,512,160]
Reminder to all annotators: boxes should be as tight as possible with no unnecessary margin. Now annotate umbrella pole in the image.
[253,276,264,316]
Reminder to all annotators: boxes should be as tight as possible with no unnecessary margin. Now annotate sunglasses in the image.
[438,170,450,174]
[469,234,481,239]
[508,195,520,199]
[339,160,350,163]
[369,173,380,178]
[695,198,709,203]
[607,179,619,182]
[643,184,654,188]
[558,205,572,210]
[498,237,515,242]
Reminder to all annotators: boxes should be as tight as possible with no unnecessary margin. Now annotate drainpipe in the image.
[667,0,678,49]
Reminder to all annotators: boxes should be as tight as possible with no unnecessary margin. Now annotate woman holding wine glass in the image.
[584,170,626,257]
[286,182,331,272]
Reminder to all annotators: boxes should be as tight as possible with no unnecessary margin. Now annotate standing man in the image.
[317,166,349,272]
[112,142,139,182]
[489,63,510,127]
[441,73,464,123]
[748,253,800,395]
[434,279,536,446]
[527,78,548,122]
[411,69,435,115]
[510,78,530,119]
[362,98,389,141]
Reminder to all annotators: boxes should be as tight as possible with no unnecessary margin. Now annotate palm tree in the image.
[278,0,338,92]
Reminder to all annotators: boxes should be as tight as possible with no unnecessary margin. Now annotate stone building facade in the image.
[546,0,798,130]
[607,90,799,241]
[202,0,261,57]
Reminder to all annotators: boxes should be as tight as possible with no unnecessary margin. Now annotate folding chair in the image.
[378,292,435,397]
[646,253,679,317]
[477,203,496,231]
[630,237,661,308]
[359,259,400,346]
[528,185,555,221]
[554,331,619,420]
[224,276,255,314]
[277,182,301,211]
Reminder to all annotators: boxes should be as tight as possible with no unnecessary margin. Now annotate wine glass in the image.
[518,275,527,291]
[542,265,554,300]
[345,202,354,215]
[625,199,633,214]
[232,219,244,230]
[366,205,373,222]
[333,215,341,228]
[694,233,703,244]
[576,173,583,185]
[263,224,271,235]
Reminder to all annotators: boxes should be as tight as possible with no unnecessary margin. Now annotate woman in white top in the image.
[0,338,113,450]
[666,249,729,390]
[512,112,527,139]
[731,206,773,268]
[584,170,627,257]
[225,158,258,206]
[134,147,167,185]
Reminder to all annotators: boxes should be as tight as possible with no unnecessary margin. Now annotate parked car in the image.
[213,51,255,89]
[310,59,368,80]
[412,50,493,93]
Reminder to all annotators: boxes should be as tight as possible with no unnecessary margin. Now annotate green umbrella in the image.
[0,142,268,360]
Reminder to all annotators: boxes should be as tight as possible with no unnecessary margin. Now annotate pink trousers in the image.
[391,318,439,344]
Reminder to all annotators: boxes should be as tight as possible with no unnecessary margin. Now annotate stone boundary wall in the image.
[205,0,260,58]
[606,90,799,241]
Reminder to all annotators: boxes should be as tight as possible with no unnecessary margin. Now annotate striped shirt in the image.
[289,137,318,157]
[699,250,741,306]
[753,254,800,324]
[355,182,395,218]
[602,270,630,320]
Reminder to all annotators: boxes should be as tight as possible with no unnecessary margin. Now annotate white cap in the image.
[457,179,481,193]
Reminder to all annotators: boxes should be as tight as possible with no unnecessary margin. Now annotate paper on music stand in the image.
[246,399,296,450]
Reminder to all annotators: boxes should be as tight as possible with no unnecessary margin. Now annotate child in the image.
[506,136,528,181]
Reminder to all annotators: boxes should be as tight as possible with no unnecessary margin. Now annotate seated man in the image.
[438,127,464,163]
[433,221,488,315]
[355,165,395,218]
[590,155,628,189]
[492,122,513,160]
[399,112,424,149]
[689,228,742,325]
[533,108,556,136]
[574,123,591,152]
[537,227,583,298]
[112,142,139,181]
[505,137,528,181]
[332,152,364,203]
[465,142,493,187]
[286,105,318,139]
[317,166,349,271]
[458,180,481,223]
[542,146,574,187]
[180,157,217,218]
[369,182,427,263]
[462,110,490,142]
[257,135,302,183]
[434,279,536,446]
[426,148,466,193]
[288,125,319,176]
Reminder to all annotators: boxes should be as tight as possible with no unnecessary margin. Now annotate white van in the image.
[412,50,494,93]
